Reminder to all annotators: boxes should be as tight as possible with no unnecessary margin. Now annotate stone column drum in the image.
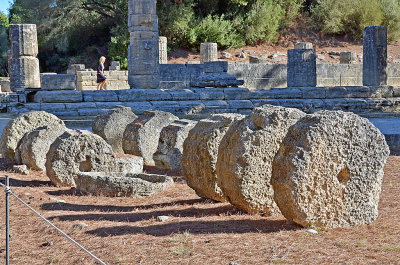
[287,42,316,87]
[9,24,40,92]
[159,36,168,64]
[128,0,160,89]
[363,26,387,86]
[200,42,218,63]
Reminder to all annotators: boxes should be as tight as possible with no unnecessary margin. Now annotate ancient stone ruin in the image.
[216,105,305,215]
[181,113,244,202]
[271,110,389,228]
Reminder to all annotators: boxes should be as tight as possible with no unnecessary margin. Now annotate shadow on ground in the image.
[40,198,209,212]
[85,219,300,237]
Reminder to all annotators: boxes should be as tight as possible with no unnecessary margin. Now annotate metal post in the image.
[5,175,10,265]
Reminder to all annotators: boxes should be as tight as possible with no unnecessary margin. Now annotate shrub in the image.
[380,0,400,41]
[311,0,384,39]
[193,15,244,49]
[235,0,285,45]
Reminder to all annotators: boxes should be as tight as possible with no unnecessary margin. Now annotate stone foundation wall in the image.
[76,70,129,91]
[6,86,400,117]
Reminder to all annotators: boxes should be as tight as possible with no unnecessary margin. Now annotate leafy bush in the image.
[311,0,384,39]
[380,0,400,41]
[193,15,244,49]
[235,0,285,45]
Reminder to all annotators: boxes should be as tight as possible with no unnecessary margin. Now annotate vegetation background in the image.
[0,0,400,76]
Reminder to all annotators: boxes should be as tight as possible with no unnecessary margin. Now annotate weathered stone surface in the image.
[9,57,40,91]
[13,165,29,175]
[287,49,316,87]
[92,106,138,153]
[41,74,76,90]
[9,24,38,58]
[0,111,65,164]
[200,42,218,63]
[181,113,245,202]
[16,124,67,171]
[45,130,117,187]
[153,119,197,171]
[191,73,244,88]
[123,110,178,165]
[33,90,83,103]
[159,36,168,64]
[271,110,390,228]
[340,51,357,64]
[217,105,306,214]
[0,78,11,92]
[114,155,143,174]
[294,42,313,49]
[363,26,387,86]
[75,172,174,197]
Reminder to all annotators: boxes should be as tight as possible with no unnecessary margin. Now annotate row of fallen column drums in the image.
[0,104,389,229]
[92,104,389,229]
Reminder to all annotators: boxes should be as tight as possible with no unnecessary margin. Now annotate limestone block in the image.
[191,73,244,88]
[0,78,11,92]
[128,0,157,15]
[9,24,38,58]
[153,119,198,171]
[67,64,85,74]
[17,124,67,171]
[0,111,65,163]
[9,57,40,91]
[92,106,138,154]
[130,31,158,42]
[123,110,178,165]
[128,75,160,89]
[216,105,306,215]
[204,61,229,73]
[41,74,76,90]
[129,14,158,27]
[45,130,117,187]
[109,61,120,71]
[340,52,357,64]
[200,42,218,63]
[159,36,168,64]
[181,113,245,202]
[114,155,144,174]
[363,26,387,86]
[75,172,173,197]
[287,49,316,87]
[33,90,83,103]
[271,110,390,228]
[294,42,313,49]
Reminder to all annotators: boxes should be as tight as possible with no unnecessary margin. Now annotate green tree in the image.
[0,12,9,76]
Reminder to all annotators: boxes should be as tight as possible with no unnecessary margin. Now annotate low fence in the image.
[1,175,107,265]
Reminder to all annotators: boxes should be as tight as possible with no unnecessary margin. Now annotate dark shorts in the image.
[97,73,107,83]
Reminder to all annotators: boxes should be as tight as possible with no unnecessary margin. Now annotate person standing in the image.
[96,56,107,90]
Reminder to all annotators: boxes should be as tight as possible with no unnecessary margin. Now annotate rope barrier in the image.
[2,176,107,265]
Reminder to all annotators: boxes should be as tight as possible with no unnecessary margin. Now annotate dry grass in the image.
[0,157,399,265]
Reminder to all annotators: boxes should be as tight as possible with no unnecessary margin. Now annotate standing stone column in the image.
[128,0,160,89]
[200,42,218,63]
[9,24,40,92]
[287,42,316,87]
[363,26,387,86]
[159,36,168,64]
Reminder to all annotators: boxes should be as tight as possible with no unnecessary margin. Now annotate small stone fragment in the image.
[13,165,29,175]
[75,172,174,198]
[306,229,318,234]
[157,216,169,222]
[114,155,144,174]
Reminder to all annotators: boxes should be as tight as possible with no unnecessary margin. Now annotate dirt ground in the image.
[0,155,399,265]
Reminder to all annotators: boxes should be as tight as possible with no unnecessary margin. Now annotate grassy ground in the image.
[0,157,399,265]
